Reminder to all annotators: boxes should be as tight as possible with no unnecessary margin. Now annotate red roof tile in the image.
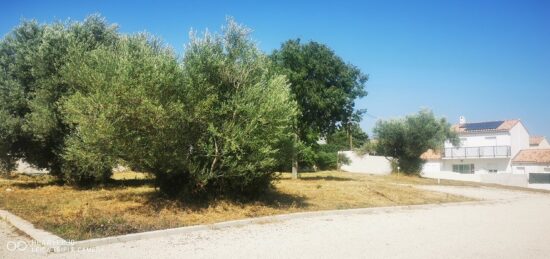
[420,149,441,160]
[512,149,550,164]
[530,136,545,145]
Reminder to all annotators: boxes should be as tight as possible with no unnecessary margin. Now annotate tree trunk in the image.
[348,126,353,150]
[292,132,298,179]
[292,160,298,179]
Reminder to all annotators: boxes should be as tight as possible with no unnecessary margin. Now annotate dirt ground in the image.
[2,185,550,258]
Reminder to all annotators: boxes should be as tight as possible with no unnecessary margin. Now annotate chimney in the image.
[459,116,466,124]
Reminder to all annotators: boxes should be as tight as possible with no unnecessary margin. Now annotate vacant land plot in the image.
[0,171,470,240]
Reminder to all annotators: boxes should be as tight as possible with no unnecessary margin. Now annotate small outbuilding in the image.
[512,149,550,185]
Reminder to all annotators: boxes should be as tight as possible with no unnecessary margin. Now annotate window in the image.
[485,136,496,139]
[452,164,475,174]
[517,167,525,170]
[545,168,550,172]
[488,169,498,173]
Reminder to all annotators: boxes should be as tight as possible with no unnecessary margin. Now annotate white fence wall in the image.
[338,151,392,175]
[421,171,481,182]
[15,160,48,174]
[480,173,528,187]
[421,170,532,188]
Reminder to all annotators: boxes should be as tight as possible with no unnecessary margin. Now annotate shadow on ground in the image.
[91,177,311,212]
[292,175,357,182]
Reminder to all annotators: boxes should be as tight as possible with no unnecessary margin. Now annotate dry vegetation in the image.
[0,171,472,240]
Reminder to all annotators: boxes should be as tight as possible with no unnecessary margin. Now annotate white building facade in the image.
[439,119,528,174]
[421,118,550,189]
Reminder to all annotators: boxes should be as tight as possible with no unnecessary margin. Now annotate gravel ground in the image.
[2,186,550,259]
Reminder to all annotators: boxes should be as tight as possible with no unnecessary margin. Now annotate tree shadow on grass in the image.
[293,175,357,182]
[9,181,60,189]
[148,188,309,212]
[100,185,310,213]
[5,175,63,188]
[3,174,156,190]
[101,178,156,189]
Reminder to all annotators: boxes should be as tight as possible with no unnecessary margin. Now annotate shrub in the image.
[0,15,119,183]
[62,19,297,197]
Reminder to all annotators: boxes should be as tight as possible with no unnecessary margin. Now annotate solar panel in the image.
[461,121,504,131]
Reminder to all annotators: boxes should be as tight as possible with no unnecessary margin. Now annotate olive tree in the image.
[373,109,458,174]
[179,20,297,196]
[62,19,297,196]
[0,15,118,178]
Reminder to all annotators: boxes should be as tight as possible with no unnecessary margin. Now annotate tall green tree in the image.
[373,109,458,174]
[326,123,369,151]
[271,39,368,144]
[62,19,297,196]
[0,15,118,176]
[0,20,43,172]
[270,39,367,174]
[180,20,297,195]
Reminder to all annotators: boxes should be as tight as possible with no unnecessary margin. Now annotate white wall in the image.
[339,151,392,175]
[541,139,550,148]
[512,164,550,174]
[531,138,550,149]
[15,160,48,174]
[441,158,510,174]
[479,173,528,187]
[509,122,530,158]
[422,161,441,173]
[421,171,530,187]
[421,170,481,182]
[445,132,510,148]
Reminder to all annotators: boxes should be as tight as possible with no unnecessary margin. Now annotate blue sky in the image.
[2,0,550,137]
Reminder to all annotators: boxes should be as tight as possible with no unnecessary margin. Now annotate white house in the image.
[421,117,550,188]
[424,118,529,174]
[529,136,550,149]
[511,149,550,174]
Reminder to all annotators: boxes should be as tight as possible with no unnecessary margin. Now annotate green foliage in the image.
[0,20,44,173]
[373,109,458,174]
[180,19,297,196]
[356,140,378,156]
[338,153,351,168]
[61,19,297,197]
[311,146,352,171]
[313,144,337,170]
[326,124,369,151]
[0,15,118,181]
[270,39,368,145]
[4,15,370,196]
[310,125,368,170]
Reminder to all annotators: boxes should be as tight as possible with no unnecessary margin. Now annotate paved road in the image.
[2,186,550,259]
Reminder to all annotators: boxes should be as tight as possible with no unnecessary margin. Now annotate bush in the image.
[1,16,298,196]
[373,109,458,174]
[62,19,297,197]
[0,15,119,183]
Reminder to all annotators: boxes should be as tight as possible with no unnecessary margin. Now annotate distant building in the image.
[421,117,550,188]
[529,136,550,149]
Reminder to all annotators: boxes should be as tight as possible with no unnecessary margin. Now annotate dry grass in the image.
[0,171,472,241]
